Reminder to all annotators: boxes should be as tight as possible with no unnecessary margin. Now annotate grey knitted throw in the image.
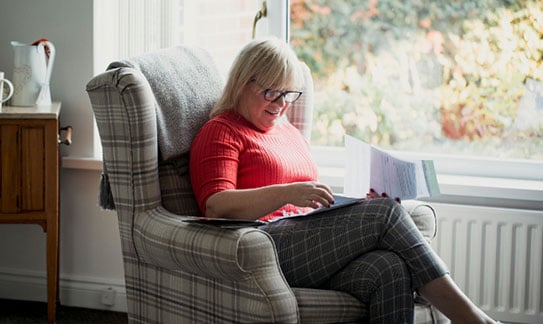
[97,46,224,210]
[108,46,224,160]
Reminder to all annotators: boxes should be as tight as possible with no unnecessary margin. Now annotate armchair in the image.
[86,45,447,323]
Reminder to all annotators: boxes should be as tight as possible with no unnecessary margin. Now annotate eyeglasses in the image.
[251,79,303,103]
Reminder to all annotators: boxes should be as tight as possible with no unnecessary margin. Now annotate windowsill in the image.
[318,165,543,211]
[61,155,543,210]
[61,156,103,171]
[436,174,542,201]
[312,145,543,210]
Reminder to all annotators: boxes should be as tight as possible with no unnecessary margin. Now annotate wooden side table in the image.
[0,102,69,324]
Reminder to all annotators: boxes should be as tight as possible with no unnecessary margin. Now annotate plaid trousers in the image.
[261,198,449,323]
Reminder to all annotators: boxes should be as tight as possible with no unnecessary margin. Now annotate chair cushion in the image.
[294,287,447,324]
[159,153,201,216]
[293,287,366,323]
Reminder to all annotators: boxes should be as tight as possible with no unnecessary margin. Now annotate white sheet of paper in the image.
[370,145,418,199]
[344,135,370,198]
[343,135,440,200]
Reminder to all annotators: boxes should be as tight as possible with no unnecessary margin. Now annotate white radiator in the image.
[430,203,543,324]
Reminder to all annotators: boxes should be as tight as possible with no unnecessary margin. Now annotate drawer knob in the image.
[58,126,72,145]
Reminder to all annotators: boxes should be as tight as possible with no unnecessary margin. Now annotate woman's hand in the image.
[205,181,334,219]
[286,181,335,209]
[366,188,401,204]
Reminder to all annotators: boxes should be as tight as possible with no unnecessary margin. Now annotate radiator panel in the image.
[431,203,543,324]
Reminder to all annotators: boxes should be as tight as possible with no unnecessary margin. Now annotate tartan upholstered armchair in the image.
[86,45,447,323]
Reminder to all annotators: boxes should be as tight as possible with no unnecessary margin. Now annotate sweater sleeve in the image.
[189,119,242,215]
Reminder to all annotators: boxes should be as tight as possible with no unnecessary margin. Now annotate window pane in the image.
[182,0,258,75]
[94,0,257,76]
[290,0,543,161]
[93,0,258,157]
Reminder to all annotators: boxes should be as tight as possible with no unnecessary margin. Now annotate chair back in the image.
[87,46,315,219]
[286,62,314,140]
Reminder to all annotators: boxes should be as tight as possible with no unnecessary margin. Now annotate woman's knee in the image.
[326,250,411,303]
[365,197,403,216]
[365,251,409,279]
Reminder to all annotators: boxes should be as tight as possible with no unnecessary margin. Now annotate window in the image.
[94,0,259,75]
[91,0,262,159]
[89,0,542,199]
[290,0,543,183]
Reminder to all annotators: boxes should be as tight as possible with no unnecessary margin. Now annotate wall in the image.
[0,1,541,321]
[0,0,126,311]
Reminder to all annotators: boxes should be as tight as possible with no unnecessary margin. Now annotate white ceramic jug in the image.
[0,72,14,108]
[11,39,56,106]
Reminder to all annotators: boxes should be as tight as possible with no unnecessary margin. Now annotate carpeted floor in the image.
[0,299,128,324]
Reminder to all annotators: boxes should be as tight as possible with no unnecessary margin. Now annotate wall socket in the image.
[101,287,116,306]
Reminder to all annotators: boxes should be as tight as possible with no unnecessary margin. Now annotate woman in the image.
[189,37,496,323]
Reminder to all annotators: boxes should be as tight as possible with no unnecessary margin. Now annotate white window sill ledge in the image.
[318,166,543,210]
[61,155,543,210]
[62,156,103,171]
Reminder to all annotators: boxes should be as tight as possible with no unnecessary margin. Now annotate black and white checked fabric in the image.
[262,198,449,323]
[327,250,414,323]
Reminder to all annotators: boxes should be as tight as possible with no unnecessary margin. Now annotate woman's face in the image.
[238,81,291,132]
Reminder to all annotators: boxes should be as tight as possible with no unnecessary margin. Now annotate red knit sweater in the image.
[189,111,318,221]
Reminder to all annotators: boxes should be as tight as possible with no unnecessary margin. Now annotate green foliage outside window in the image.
[290,0,543,159]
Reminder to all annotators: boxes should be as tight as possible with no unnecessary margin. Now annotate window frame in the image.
[312,144,543,211]
[74,0,542,209]
[278,0,542,205]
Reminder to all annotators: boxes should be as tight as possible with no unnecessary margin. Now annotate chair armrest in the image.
[133,207,288,281]
[133,207,300,322]
[133,202,437,276]
[402,200,438,242]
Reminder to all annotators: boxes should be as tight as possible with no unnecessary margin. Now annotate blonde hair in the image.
[210,37,304,117]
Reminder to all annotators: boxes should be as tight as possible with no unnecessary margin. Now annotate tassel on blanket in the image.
[99,172,115,210]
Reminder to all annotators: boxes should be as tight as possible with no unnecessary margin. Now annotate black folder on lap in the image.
[303,194,364,217]
[183,194,364,228]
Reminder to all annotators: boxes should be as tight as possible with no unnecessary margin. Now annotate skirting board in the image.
[0,267,127,313]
